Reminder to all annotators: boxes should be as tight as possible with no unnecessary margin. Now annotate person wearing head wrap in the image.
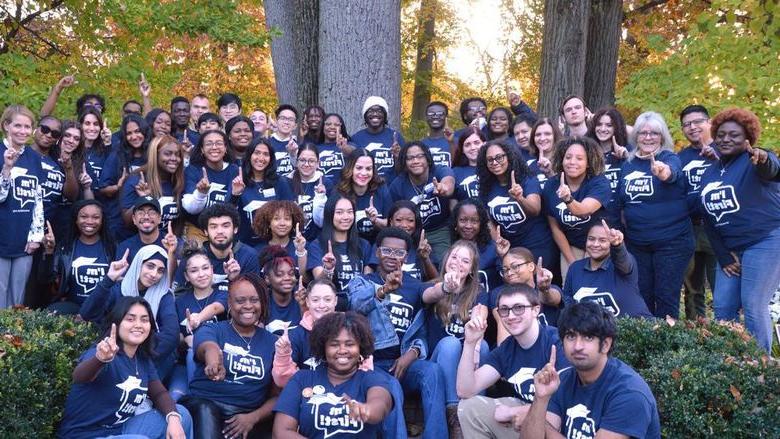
[80,245,180,379]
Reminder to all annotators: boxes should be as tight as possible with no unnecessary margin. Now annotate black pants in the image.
[178,395,272,439]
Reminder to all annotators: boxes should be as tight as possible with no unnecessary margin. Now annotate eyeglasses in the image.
[468,105,487,112]
[682,118,708,129]
[426,111,446,118]
[278,116,296,123]
[39,125,62,139]
[497,304,533,317]
[637,131,661,138]
[379,247,407,258]
[204,141,225,148]
[487,153,507,165]
[134,209,160,218]
[499,261,532,277]
[298,159,318,165]
[233,296,261,305]
[406,153,426,162]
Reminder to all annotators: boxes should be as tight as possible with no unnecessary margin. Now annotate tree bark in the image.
[537,0,590,119]
[410,0,437,124]
[318,0,402,133]
[584,0,623,111]
[264,0,319,113]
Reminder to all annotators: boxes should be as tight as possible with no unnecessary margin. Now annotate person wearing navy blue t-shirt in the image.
[351,96,406,183]
[451,199,502,294]
[585,107,634,232]
[0,106,45,309]
[266,104,300,175]
[458,285,569,439]
[562,220,653,319]
[252,201,308,278]
[699,108,780,352]
[58,297,192,439]
[453,97,488,145]
[527,118,562,191]
[421,101,454,168]
[180,274,280,438]
[478,140,557,275]
[285,144,332,242]
[678,105,718,320]
[389,142,455,260]
[542,137,612,278]
[317,113,356,182]
[617,112,694,319]
[273,311,393,439]
[452,128,486,204]
[521,301,661,439]
[260,246,303,335]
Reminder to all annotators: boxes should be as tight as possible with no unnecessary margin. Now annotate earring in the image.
[358,355,365,364]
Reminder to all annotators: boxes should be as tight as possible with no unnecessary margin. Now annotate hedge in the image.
[1,308,778,437]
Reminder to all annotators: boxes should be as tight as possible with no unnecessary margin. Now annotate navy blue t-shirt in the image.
[542,175,612,249]
[549,357,661,439]
[174,288,229,336]
[484,325,569,403]
[308,239,372,293]
[482,177,552,249]
[488,283,562,327]
[182,162,240,222]
[678,145,717,218]
[274,368,389,439]
[602,153,628,229]
[476,241,501,294]
[115,234,170,263]
[426,291,489,348]
[0,144,44,256]
[699,151,780,264]
[617,151,691,245]
[286,175,332,241]
[562,252,653,319]
[172,242,260,289]
[288,325,320,370]
[350,127,405,182]
[58,347,159,439]
[389,165,455,232]
[267,136,295,175]
[68,240,111,305]
[453,165,480,201]
[233,178,295,246]
[367,245,432,281]
[351,185,393,241]
[121,175,179,232]
[421,136,452,168]
[267,295,303,335]
[98,151,145,239]
[527,159,550,190]
[38,152,66,220]
[85,147,111,193]
[189,321,277,409]
[316,142,346,182]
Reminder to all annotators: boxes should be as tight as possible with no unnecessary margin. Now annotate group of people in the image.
[1,74,778,438]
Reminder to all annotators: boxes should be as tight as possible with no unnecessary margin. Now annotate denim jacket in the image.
[348,275,429,360]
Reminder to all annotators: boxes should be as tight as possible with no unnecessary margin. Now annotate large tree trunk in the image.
[537,0,590,119]
[410,0,437,124]
[318,0,402,133]
[584,0,623,111]
[264,0,319,113]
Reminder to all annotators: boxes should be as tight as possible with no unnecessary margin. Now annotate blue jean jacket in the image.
[347,275,429,360]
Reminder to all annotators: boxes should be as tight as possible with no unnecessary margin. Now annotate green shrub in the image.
[0,307,97,438]
[614,318,780,438]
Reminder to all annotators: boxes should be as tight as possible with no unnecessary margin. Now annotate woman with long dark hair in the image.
[285,143,330,241]
[146,108,173,139]
[225,115,255,163]
[452,127,486,206]
[586,107,632,227]
[450,198,501,293]
[316,112,355,181]
[528,118,562,189]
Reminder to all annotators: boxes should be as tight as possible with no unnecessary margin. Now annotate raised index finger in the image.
[560,172,565,188]
[328,239,333,254]
[110,323,117,341]
[537,256,543,273]
[122,248,130,262]
[549,344,556,366]
[168,221,174,236]
[601,218,610,233]
[369,195,374,208]
[202,167,208,180]
[511,170,517,186]
[46,220,53,234]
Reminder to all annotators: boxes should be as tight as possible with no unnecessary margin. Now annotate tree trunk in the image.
[264,0,319,113]
[537,0,590,119]
[584,0,623,111]
[410,0,437,125]
[318,0,402,133]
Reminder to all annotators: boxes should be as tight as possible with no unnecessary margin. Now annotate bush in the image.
[614,317,780,438]
[0,307,97,438]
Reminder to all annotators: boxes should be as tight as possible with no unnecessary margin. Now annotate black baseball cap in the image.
[132,196,160,213]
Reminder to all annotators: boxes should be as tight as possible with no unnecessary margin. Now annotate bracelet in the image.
[324,268,334,279]
[441,282,451,295]
[166,411,182,423]
[295,249,307,257]
[564,197,574,204]
[409,346,421,358]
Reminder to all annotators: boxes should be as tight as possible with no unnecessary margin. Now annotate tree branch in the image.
[0,0,65,55]
[626,0,669,17]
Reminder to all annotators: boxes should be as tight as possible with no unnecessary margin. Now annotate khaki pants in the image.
[458,395,527,439]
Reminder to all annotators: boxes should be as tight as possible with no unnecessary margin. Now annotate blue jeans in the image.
[628,234,695,319]
[375,358,447,439]
[430,336,489,405]
[374,370,407,439]
[99,404,193,439]
[168,349,196,401]
[713,227,780,352]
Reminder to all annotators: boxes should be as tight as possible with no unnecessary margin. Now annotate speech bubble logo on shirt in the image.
[402,263,422,280]
[508,367,537,403]
[224,342,265,382]
[207,183,228,206]
[10,168,39,210]
[387,293,414,334]
[364,143,393,173]
[417,196,442,225]
[683,160,711,192]
[429,147,451,168]
[574,288,620,317]
[243,199,268,227]
[275,151,293,175]
[488,196,527,230]
[603,164,620,191]
[566,404,596,439]
[309,392,364,438]
[460,174,480,198]
[556,202,590,228]
[623,171,654,201]
[319,150,344,176]
[73,257,108,297]
[266,319,297,335]
[114,375,148,425]
[701,181,740,222]
[39,161,65,200]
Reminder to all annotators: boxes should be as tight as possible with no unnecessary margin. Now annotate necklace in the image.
[230,321,254,350]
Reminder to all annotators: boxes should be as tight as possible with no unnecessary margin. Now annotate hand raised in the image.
[275,322,292,355]
[417,229,432,260]
[611,136,628,160]
[556,172,571,202]
[223,249,241,281]
[601,218,623,247]
[135,171,150,196]
[196,167,211,194]
[745,140,768,166]
[532,345,560,400]
[107,249,130,282]
[294,223,307,252]
[231,166,245,196]
[322,240,337,271]
[535,257,552,291]
[508,170,524,202]
[96,323,120,362]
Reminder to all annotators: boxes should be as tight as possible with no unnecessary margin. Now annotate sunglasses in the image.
[40,125,62,139]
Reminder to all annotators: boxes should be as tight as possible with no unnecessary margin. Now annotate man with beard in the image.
[520,301,661,439]
[561,220,653,319]
[174,202,259,288]
[116,197,179,262]
[349,227,446,439]
[171,96,199,145]
[457,284,569,439]
[350,96,406,183]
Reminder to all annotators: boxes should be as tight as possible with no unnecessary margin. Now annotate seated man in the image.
[562,220,653,318]
[349,227,447,439]
[457,284,569,439]
[521,301,661,438]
